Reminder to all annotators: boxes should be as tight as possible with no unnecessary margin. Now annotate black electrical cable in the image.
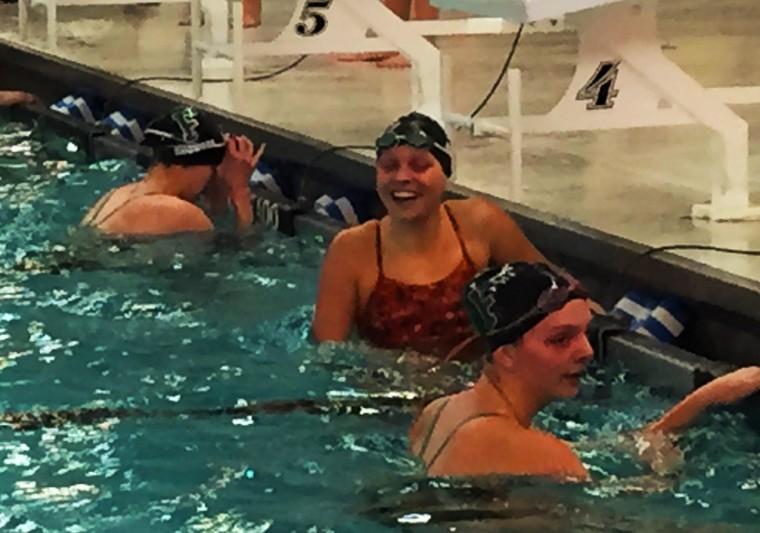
[605,243,760,308]
[469,24,524,119]
[101,54,308,117]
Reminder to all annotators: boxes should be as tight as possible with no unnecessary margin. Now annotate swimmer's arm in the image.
[229,186,253,232]
[217,137,264,233]
[312,231,359,342]
[0,91,37,106]
[645,366,760,435]
[476,198,548,265]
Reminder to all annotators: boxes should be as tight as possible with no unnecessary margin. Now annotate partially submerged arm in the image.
[312,229,361,342]
[646,366,760,434]
[0,91,37,107]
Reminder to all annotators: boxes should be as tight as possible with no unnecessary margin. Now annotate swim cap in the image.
[143,107,227,167]
[375,112,452,177]
[464,263,588,352]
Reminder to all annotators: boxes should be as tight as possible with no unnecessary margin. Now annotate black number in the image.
[253,197,280,229]
[295,0,333,37]
[576,61,620,110]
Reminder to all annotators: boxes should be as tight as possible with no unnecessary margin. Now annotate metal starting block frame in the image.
[450,0,760,221]
[190,0,563,128]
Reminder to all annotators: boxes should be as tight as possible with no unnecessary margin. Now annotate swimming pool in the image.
[1,111,759,531]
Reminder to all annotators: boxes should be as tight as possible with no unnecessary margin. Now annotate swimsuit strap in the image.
[417,398,451,459]
[374,220,385,277]
[425,411,506,471]
[87,190,164,227]
[82,189,117,226]
[375,205,471,280]
[443,203,474,268]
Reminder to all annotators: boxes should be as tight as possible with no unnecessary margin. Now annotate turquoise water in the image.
[1,113,759,531]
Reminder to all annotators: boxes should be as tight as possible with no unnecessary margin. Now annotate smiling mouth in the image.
[391,191,419,203]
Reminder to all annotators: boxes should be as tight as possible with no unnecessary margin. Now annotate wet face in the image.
[375,145,447,222]
[510,299,594,400]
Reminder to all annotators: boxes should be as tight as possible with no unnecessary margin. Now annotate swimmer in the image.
[81,106,265,237]
[409,262,760,479]
[313,112,553,360]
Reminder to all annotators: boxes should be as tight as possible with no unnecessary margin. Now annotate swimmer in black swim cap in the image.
[312,112,553,357]
[410,262,760,480]
[82,106,265,237]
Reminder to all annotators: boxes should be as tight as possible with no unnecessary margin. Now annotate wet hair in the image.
[143,106,227,167]
[375,112,452,177]
[463,262,588,352]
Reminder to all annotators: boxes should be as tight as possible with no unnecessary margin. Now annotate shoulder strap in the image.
[91,191,165,227]
[425,412,505,471]
[82,189,117,226]
[416,399,451,459]
[374,220,384,276]
[443,203,474,267]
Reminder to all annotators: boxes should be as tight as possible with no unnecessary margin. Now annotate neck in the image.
[479,364,547,429]
[142,164,182,197]
[386,205,446,253]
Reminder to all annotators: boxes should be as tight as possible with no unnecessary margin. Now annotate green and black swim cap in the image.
[143,106,227,167]
[375,112,452,177]
[464,262,588,352]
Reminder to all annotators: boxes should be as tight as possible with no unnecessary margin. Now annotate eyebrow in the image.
[546,325,583,336]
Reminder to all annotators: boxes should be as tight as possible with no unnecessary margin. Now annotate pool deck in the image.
[2,0,760,284]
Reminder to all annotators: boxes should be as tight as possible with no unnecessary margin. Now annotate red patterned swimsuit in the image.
[357,206,478,357]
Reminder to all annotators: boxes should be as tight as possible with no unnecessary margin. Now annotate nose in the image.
[575,334,594,365]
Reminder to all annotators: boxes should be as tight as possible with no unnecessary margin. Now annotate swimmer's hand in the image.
[217,135,266,194]
[0,91,38,106]
[646,366,760,435]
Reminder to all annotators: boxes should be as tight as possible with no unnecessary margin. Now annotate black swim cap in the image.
[464,263,588,352]
[143,107,227,167]
[375,112,452,177]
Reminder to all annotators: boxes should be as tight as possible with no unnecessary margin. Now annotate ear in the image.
[492,345,515,369]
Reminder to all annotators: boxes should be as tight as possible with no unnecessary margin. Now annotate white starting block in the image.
[18,0,191,50]
[191,0,565,121]
[436,0,760,221]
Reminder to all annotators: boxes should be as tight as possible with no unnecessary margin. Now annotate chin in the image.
[556,384,581,399]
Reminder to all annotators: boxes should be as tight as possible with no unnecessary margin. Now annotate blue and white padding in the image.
[612,291,688,344]
[314,194,360,226]
[633,298,688,344]
[611,290,660,328]
[100,111,145,143]
[50,95,98,124]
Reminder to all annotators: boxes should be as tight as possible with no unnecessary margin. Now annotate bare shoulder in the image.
[329,219,377,249]
[101,194,213,236]
[432,418,588,479]
[323,219,378,269]
[445,196,512,227]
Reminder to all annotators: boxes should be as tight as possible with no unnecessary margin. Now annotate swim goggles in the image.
[374,123,450,156]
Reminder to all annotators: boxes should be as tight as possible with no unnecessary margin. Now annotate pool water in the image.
[1,113,759,532]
